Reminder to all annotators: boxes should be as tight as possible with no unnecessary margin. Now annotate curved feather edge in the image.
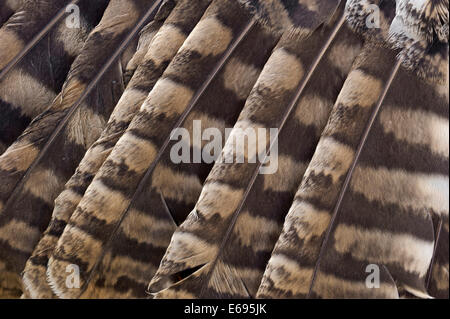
[257,35,446,298]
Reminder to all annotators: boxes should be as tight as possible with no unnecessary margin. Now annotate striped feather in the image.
[257,0,448,299]
[147,3,362,299]
[0,0,72,71]
[23,0,207,299]
[0,0,445,300]
[0,0,109,155]
[0,0,161,298]
[48,0,265,299]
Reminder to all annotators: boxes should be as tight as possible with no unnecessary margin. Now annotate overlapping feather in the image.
[147,1,361,299]
[0,0,162,298]
[47,0,268,299]
[0,0,108,154]
[0,0,447,299]
[258,0,448,299]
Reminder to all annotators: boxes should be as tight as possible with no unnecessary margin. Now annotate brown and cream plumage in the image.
[47,0,279,298]
[0,0,447,299]
[0,0,164,298]
[148,2,364,298]
[24,0,204,298]
[258,0,448,299]
[0,0,110,154]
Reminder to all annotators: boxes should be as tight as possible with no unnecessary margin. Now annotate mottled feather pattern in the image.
[346,0,449,82]
[0,0,447,299]
[0,0,111,298]
[78,18,280,300]
[48,0,257,298]
[49,0,356,300]
[388,0,448,83]
[345,0,396,43]
[21,0,177,299]
[147,4,363,299]
[257,45,400,300]
[23,0,209,299]
[0,0,110,155]
[0,0,155,298]
[392,0,448,43]
[258,2,449,297]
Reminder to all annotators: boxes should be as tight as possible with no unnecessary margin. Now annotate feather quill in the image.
[69,14,281,299]
[23,0,207,299]
[0,0,80,75]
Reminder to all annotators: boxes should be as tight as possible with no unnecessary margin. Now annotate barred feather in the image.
[0,0,109,155]
[0,0,71,71]
[0,0,446,300]
[0,0,161,298]
[258,1,448,298]
[77,21,279,299]
[48,0,260,298]
[147,4,361,299]
[23,0,205,299]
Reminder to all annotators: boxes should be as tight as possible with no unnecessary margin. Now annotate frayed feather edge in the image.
[395,0,449,44]
[388,6,449,84]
